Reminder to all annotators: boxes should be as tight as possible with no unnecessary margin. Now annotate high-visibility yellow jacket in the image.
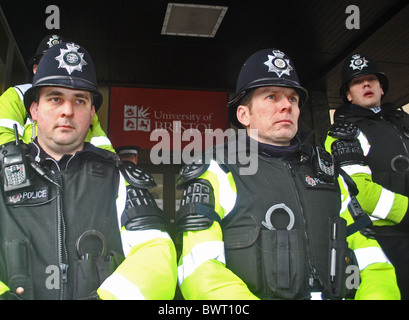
[177,140,400,300]
[325,133,408,227]
[325,115,409,299]
[0,85,114,152]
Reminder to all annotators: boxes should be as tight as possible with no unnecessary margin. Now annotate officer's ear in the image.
[346,90,353,103]
[30,102,39,121]
[32,64,39,75]
[237,105,250,127]
[90,105,96,125]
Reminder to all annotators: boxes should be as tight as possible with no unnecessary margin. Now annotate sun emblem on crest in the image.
[349,54,369,71]
[55,43,87,75]
[264,50,293,78]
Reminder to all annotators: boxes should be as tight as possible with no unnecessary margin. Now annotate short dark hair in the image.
[239,89,255,109]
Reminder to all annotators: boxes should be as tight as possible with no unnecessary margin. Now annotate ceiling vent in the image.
[161,3,228,38]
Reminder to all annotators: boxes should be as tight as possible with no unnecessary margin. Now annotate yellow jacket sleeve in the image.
[86,113,116,153]
[178,160,258,300]
[98,229,177,300]
[98,173,177,300]
[0,86,29,145]
[179,224,258,300]
[325,134,408,226]
[0,281,10,296]
[338,174,401,299]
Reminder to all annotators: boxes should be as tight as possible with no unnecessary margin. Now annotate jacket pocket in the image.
[260,228,308,299]
[73,252,122,300]
[224,226,262,294]
[224,226,308,299]
[4,239,34,300]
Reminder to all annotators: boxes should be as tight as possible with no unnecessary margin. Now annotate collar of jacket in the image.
[27,138,118,171]
[246,135,300,159]
[333,103,402,121]
[334,103,382,120]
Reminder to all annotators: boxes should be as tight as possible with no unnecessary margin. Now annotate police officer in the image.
[0,34,114,152]
[176,49,400,300]
[116,145,141,165]
[325,53,409,299]
[0,42,177,299]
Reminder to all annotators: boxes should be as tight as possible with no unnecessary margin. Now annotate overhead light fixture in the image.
[161,3,228,38]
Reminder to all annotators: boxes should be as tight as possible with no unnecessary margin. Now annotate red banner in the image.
[108,87,229,150]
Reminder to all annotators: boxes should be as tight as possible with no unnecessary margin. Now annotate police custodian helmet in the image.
[115,145,140,157]
[28,34,66,71]
[228,49,308,128]
[24,42,103,114]
[340,53,389,104]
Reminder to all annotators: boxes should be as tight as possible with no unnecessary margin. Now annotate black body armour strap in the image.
[337,168,374,238]
[328,122,373,237]
[176,162,219,236]
[328,121,366,167]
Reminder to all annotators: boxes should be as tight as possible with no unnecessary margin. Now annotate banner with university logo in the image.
[108,87,229,150]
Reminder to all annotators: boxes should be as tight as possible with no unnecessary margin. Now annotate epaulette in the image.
[328,121,360,140]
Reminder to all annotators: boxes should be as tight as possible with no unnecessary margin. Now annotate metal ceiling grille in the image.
[161,3,228,38]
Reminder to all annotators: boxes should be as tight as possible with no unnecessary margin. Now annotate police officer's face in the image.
[120,154,138,165]
[347,74,384,108]
[30,87,95,160]
[237,86,300,146]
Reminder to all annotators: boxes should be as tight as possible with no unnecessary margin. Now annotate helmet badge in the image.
[264,50,293,78]
[46,35,63,48]
[55,43,88,75]
[349,54,369,71]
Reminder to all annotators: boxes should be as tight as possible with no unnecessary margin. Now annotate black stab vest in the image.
[337,105,409,196]
[221,151,349,300]
[0,151,124,300]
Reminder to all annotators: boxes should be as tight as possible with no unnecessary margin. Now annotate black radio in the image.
[0,125,32,193]
[314,147,335,183]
